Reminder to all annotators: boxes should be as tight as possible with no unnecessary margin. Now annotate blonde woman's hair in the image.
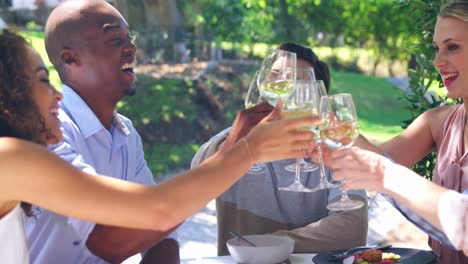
[440,1,468,21]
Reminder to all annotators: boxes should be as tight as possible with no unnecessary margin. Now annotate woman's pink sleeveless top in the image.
[431,104,468,264]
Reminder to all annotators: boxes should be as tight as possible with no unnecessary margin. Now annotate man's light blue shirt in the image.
[26,85,154,264]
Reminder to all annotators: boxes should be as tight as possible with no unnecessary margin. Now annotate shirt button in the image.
[73,240,80,246]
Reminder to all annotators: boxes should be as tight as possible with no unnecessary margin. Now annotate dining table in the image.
[181,253,318,264]
[179,248,439,264]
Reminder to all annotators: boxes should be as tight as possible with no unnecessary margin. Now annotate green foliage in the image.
[397,0,449,180]
[180,0,275,44]
[25,21,42,31]
[118,75,199,127]
[180,0,417,75]
[143,143,199,178]
[117,74,217,178]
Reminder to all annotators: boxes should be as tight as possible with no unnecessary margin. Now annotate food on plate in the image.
[352,249,401,264]
[362,249,382,262]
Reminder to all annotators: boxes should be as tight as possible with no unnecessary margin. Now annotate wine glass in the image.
[278,79,322,192]
[284,68,320,173]
[320,93,364,210]
[244,71,267,174]
[308,80,341,191]
[245,71,262,109]
[257,49,296,106]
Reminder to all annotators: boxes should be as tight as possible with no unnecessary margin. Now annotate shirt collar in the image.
[112,112,130,136]
[60,84,130,138]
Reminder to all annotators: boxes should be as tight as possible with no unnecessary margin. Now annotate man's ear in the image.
[60,48,79,66]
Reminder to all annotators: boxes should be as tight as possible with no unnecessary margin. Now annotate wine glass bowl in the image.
[257,49,297,106]
[245,71,262,109]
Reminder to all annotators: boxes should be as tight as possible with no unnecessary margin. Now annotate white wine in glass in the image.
[257,49,297,105]
[320,120,360,149]
[260,80,295,102]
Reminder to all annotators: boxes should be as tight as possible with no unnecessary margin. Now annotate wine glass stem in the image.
[294,158,302,184]
[317,143,327,183]
[341,188,350,201]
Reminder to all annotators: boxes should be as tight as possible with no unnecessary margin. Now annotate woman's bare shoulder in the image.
[422,104,458,124]
[0,138,43,157]
[420,104,461,140]
[425,104,457,116]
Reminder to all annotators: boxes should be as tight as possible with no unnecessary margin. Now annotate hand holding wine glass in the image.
[278,79,322,192]
[241,101,318,164]
[320,93,364,211]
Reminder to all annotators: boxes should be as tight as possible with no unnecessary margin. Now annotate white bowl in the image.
[227,234,295,264]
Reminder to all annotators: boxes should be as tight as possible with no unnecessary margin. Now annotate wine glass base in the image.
[278,182,313,192]
[310,181,340,191]
[247,164,265,174]
[284,162,319,172]
[327,198,364,211]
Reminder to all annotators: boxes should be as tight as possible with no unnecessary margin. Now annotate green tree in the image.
[398,0,448,180]
[366,1,414,75]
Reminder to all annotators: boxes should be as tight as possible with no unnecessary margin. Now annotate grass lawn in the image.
[330,70,411,143]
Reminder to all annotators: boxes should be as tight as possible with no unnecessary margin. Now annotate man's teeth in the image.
[121,63,134,70]
[50,109,58,115]
[443,73,457,80]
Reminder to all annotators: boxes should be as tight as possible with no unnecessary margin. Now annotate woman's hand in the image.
[244,100,317,163]
[219,102,274,153]
[329,147,389,192]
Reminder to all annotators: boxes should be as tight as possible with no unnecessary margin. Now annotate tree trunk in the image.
[142,0,183,28]
[142,0,185,62]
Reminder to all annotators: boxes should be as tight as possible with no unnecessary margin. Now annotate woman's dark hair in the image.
[278,42,331,93]
[0,29,50,215]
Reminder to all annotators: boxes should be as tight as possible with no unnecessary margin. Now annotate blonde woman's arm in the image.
[331,147,468,255]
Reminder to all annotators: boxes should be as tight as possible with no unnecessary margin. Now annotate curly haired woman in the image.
[0,29,316,263]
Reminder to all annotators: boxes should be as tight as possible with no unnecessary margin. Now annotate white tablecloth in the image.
[181,253,318,263]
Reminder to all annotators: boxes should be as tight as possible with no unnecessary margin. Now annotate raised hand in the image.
[329,147,388,192]
[220,102,274,153]
[308,142,332,163]
[243,100,317,163]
